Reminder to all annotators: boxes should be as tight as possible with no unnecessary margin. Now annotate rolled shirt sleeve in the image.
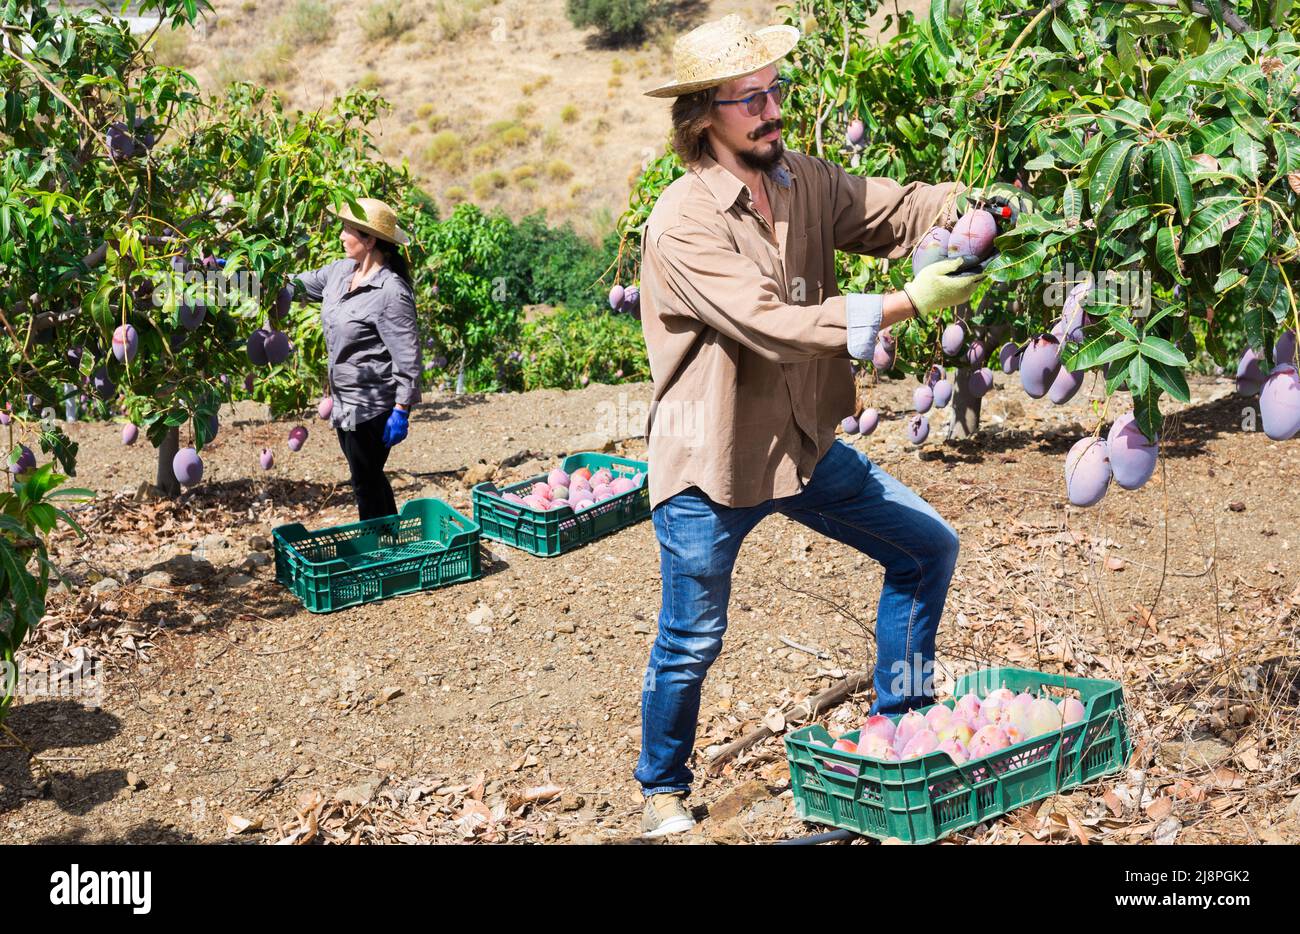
[291,260,345,302]
[824,160,963,258]
[653,219,850,364]
[845,293,885,361]
[376,282,423,407]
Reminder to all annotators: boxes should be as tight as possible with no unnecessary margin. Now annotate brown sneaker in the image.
[641,792,696,838]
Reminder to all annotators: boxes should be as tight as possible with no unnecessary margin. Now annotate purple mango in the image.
[941,322,966,356]
[1106,413,1158,490]
[1020,334,1062,398]
[1064,437,1111,507]
[1261,364,1300,441]
[1236,347,1267,396]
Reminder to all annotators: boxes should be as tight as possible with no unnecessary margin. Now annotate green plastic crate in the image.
[784,667,1133,844]
[472,452,649,557]
[273,498,482,613]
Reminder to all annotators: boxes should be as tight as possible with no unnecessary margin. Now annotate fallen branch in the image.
[706,671,871,774]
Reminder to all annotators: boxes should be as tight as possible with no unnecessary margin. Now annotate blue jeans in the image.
[635,440,960,797]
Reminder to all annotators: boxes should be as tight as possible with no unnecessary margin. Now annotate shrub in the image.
[424,130,465,172]
[356,71,383,91]
[499,213,619,308]
[444,185,468,204]
[471,170,508,198]
[545,159,573,181]
[361,0,424,42]
[519,304,649,390]
[514,101,535,120]
[565,0,664,43]
[277,0,335,45]
[149,26,191,67]
[415,103,435,119]
[559,103,579,124]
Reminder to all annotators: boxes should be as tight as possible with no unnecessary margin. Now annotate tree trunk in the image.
[156,426,180,497]
[946,367,982,440]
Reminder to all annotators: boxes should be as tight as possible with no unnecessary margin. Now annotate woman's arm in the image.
[375,283,423,410]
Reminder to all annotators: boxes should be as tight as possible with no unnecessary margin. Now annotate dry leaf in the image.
[1105,556,1126,572]
[1152,816,1181,845]
[225,812,263,834]
[1066,812,1091,845]
[1145,796,1173,821]
[1237,747,1261,772]
[1290,172,1300,196]
[1103,789,1125,817]
[763,709,786,733]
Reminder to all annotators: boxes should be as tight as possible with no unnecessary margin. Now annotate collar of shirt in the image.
[691,151,795,213]
[343,258,397,295]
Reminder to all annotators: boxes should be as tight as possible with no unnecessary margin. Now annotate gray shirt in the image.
[292,258,423,430]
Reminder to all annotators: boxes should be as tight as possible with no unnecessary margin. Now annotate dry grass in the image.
[173,0,780,224]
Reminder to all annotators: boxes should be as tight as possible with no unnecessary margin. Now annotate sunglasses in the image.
[714,78,789,117]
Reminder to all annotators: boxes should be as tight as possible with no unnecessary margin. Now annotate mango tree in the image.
[1,0,437,494]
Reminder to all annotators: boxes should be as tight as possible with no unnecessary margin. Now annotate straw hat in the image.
[328,197,410,246]
[644,15,800,98]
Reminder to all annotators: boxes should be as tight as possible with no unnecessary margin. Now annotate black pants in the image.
[336,412,397,521]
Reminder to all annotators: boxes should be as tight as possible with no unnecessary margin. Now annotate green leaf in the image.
[1151,138,1192,222]
[1062,181,1083,227]
[1223,202,1272,268]
[1052,17,1078,56]
[1191,117,1237,156]
[1233,129,1266,180]
[1088,139,1135,212]
[928,0,953,57]
[1183,197,1245,254]
[1215,268,1245,292]
[984,240,1047,282]
[1139,335,1190,367]
[1108,314,1141,342]
[1065,335,1138,371]
[1156,225,1187,283]
[1155,44,1244,99]
[1128,353,1150,395]
[1133,388,1164,442]
[1147,358,1191,402]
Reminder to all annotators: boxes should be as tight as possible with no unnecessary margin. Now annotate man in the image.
[635,15,1029,837]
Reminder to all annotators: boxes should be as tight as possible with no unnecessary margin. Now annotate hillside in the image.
[145,0,927,240]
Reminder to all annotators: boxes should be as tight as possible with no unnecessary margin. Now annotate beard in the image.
[738,120,785,172]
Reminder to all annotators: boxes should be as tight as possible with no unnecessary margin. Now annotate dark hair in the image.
[670,86,717,165]
[374,237,412,287]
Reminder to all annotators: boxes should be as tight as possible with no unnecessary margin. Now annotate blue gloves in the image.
[382,408,409,447]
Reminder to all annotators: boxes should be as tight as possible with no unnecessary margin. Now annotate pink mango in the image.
[572,498,595,511]
[860,715,896,745]
[1058,697,1086,725]
[893,710,927,750]
[1027,697,1064,737]
[610,477,635,495]
[592,468,613,486]
[502,492,526,505]
[548,468,570,488]
[857,734,894,760]
[592,483,614,498]
[832,737,857,754]
[1009,692,1035,719]
[938,738,969,765]
[901,729,940,759]
[259,448,274,471]
[924,704,954,731]
[968,724,1010,758]
[955,692,982,721]
[523,495,548,510]
[571,467,592,483]
[936,721,974,746]
[980,688,1014,722]
[532,482,553,500]
[318,396,333,420]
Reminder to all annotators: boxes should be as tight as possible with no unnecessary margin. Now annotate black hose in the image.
[773,828,859,845]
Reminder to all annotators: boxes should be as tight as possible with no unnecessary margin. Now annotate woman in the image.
[291,197,422,521]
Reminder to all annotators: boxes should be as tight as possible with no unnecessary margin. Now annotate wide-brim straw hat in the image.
[328,197,410,246]
[644,15,800,98]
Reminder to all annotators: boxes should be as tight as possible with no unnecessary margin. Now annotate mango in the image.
[947,209,997,260]
[1026,697,1064,737]
[901,729,940,759]
[894,710,927,750]
[860,714,896,745]
[1058,697,1086,725]
[938,738,969,765]
[172,447,203,486]
[122,423,138,445]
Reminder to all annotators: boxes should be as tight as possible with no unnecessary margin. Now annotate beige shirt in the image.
[639,150,959,509]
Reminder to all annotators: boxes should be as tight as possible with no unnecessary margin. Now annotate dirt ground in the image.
[3,369,1298,845]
